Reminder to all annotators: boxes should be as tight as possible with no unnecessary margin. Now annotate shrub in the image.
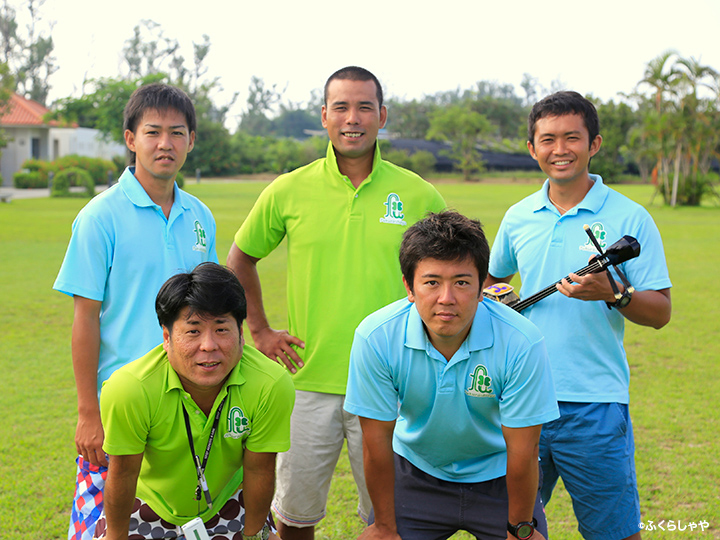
[51,167,95,198]
[384,149,413,170]
[175,171,185,189]
[54,155,117,185]
[18,158,58,183]
[410,150,437,178]
[13,171,47,189]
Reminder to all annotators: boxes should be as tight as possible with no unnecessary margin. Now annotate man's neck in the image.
[135,170,176,218]
[335,148,375,188]
[547,174,594,214]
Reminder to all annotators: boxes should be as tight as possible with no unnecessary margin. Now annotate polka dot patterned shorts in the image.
[92,489,275,539]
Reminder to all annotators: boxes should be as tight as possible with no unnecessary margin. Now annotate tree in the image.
[426,104,493,180]
[238,76,284,136]
[0,0,56,105]
[590,97,637,182]
[0,60,15,148]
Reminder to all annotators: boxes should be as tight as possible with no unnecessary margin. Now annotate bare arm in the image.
[103,453,143,540]
[557,272,672,329]
[357,417,402,540]
[502,425,546,540]
[242,450,277,536]
[226,243,304,373]
[72,295,108,467]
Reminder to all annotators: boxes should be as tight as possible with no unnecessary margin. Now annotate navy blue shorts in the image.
[540,402,641,540]
[369,453,547,540]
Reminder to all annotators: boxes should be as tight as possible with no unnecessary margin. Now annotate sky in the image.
[30,0,720,131]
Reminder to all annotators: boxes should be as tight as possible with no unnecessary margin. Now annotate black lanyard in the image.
[181,395,227,510]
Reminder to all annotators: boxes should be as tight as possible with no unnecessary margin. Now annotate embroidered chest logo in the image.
[465,364,496,398]
[379,193,407,226]
[192,220,208,253]
[580,222,607,253]
[225,406,250,439]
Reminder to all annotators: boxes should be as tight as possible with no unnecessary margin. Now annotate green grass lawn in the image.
[0,180,717,539]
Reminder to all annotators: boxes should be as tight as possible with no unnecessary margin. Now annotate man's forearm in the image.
[360,418,398,535]
[104,454,143,540]
[242,451,276,535]
[226,243,270,336]
[503,425,541,525]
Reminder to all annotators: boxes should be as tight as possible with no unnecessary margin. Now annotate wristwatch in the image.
[508,518,537,539]
[242,523,270,540]
[607,287,633,309]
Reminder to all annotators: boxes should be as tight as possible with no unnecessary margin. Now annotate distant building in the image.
[0,93,126,187]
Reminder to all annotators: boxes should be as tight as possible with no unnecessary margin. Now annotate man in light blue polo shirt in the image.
[485,91,672,540]
[53,83,217,540]
[345,211,558,540]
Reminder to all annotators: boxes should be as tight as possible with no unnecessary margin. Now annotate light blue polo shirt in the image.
[489,175,672,403]
[54,167,218,391]
[345,298,558,483]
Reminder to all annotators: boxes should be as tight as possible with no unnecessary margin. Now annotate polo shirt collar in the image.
[532,174,609,215]
[404,300,495,356]
[119,167,191,211]
[325,141,383,184]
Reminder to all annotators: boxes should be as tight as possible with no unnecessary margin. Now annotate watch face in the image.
[517,523,534,538]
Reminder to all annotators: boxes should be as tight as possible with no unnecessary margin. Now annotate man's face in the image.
[403,257,481,359]
[163,307,242,397]
[528,113,602,186]
[321,78,387,160]
[124,107,195,184]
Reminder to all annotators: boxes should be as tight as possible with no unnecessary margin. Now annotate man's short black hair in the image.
[527,91,600,148]
[324,66,384,108]
[400,211,489,292]
[156,263,247,333]
[123,83,196,165]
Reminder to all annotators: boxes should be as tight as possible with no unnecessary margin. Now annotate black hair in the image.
[156,262,246,333]
[324,66,384,108]
[400,211,489,292]
[527,91,600,148]
[123,83,197,165]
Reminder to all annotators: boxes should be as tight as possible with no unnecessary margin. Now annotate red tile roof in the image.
[0,93,63,126]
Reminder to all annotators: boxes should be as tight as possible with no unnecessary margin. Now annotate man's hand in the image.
[76,409,108,467]
[556,271,616,302]
[357,524,402,540]
[252,326,305,373]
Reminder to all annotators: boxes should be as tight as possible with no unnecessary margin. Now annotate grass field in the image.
[0,180,718,539]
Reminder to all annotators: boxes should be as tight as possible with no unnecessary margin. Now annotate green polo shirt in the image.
[100,344,294,524]
[235,142,446,394]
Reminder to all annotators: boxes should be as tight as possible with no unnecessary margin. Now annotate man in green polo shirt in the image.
[93,263,294,540]
[227,66,446,540]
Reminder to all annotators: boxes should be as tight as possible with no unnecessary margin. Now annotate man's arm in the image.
[226,243,304,373]
[103,453,143,540]
[557,272,671,329]
[71,295,108,467]
[241,450,277,536]
[357,417,401,540]
[502,425,546,540]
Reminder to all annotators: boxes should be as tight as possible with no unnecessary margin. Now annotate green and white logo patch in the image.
[379,193,407,225]
[225,406,250,439]
[580,221,607,253]
[193,220,208,253]
[465,364,495,398]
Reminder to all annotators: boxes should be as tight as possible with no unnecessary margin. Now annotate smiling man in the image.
[227,66,445,539]
[345,211,559,540]
[93,263,294,540]
[485,91,672,540]
[54,83,218,540]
